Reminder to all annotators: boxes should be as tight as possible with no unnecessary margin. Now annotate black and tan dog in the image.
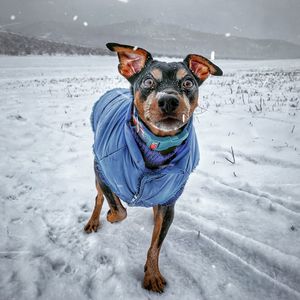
[84,43,222,293]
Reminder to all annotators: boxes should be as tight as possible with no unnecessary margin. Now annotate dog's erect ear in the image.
[106,42,152,80]
[184,54,223,83]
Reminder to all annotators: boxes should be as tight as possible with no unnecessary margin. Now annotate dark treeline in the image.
[0,31,108,56]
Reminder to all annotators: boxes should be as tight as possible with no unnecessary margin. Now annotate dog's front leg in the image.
[143,204,175,293]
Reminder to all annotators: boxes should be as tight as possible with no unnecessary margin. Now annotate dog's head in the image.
[107,42,223,136]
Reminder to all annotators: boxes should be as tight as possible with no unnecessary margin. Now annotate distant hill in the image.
[0,31,108,56]
[1,20,300,59]
[93,20,300,59]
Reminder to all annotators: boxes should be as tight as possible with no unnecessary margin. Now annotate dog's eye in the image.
[182,79,194,89]
[143,78,155,88]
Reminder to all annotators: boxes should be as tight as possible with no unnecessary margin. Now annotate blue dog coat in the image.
[91,88,200,207]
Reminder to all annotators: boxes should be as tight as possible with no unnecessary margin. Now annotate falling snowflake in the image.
[118,0,129,3]
[233,26,241,32]
[73,15,78,21]
[210,50,215,61]
[10,15,16,20]
[225,32,231,37]
[83,21,88,27]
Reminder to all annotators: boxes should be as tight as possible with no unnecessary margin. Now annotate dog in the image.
[84,43,223,293]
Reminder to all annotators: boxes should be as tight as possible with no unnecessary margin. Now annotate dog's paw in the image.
[143,271,167,293]
[84,218,100,233]
[106,208,127,223]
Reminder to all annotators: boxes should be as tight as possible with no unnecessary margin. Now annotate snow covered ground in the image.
[0,55,300,300]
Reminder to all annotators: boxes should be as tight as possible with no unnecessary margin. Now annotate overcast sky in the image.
[1,0,300,45]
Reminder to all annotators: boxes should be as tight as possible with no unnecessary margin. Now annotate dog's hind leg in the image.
[143,204,175,293]
[97,179,127,223]
[93,161,127,223]
[84,180,104,233]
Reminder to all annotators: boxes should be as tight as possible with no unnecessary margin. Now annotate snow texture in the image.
[0,56,300,300]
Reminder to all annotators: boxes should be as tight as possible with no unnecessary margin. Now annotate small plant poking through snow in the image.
[225,146,236,164]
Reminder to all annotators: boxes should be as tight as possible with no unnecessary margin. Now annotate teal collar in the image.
[132,105,190,151]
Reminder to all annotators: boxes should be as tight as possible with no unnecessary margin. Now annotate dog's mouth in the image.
[152,115,187,132]
[161,115,179,121]
[161,112,190,123]
[143,103,190,133]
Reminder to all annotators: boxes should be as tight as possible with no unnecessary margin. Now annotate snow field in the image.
[0,56,299,300]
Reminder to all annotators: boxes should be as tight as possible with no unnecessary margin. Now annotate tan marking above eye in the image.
[150,68,163,81]
[176,68,188,80]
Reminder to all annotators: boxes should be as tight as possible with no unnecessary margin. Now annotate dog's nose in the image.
[158,96,179,114]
